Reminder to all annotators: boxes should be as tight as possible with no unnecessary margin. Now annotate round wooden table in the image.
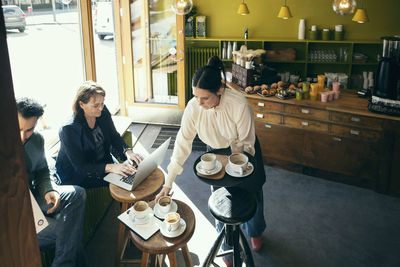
[109,167,165,266]
[130,200,196,267]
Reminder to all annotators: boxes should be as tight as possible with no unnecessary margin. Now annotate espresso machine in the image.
[369,36,400,116]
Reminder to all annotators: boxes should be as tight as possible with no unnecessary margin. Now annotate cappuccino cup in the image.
[165,212,181,232]
[200,153,216,171]
[129,200,149,222]
[228,153,249,175]
[157,196,172,214]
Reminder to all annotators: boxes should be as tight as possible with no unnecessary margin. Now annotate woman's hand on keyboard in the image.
[105,163,136,177]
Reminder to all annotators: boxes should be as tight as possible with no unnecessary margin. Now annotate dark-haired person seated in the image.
[154,56,267,266]
[16,97,88,267]
[55,81,142,188]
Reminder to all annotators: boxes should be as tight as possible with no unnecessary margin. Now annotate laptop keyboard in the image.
[120,172,136,185]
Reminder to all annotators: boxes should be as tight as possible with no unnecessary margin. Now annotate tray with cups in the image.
[117,200,162,240]
[195,153,225,179]
[225,153,254,178]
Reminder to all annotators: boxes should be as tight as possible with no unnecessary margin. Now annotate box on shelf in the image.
[196,16,206,38]
[232,63,253,88]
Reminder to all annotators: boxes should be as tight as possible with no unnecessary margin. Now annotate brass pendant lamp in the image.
[172,0,193,15]
[278,0,292,19]
[332,0,357,16]
[237,0,250,15]
[352,0,369,23]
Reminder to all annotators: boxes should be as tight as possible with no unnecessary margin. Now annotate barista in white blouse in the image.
[156,56,266,253]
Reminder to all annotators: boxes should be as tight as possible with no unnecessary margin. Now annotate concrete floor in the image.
[85,124,400,267]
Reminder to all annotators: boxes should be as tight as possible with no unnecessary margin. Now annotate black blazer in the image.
[55,106,129,186]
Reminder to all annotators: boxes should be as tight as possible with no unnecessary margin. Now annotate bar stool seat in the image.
[130,200,196,267]
[204,187,256,267]
[109,167,165,266]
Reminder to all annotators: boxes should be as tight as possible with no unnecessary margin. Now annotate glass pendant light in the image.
[332,0,357,16]
[172,0,193,15]
[237,0,250,15]
[352,0,369,23]
[278,0,292,19]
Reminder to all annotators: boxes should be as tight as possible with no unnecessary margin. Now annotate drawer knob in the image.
[301,121,309,126]
[350,129,360,135]
[301,109,310,114]
[257,102,265,107]
[256,113,264,118]
[351,117,361,122]
[333,137,342,142]
[265,124,272,128]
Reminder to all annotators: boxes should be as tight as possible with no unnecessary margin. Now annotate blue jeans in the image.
[37,185,87,267]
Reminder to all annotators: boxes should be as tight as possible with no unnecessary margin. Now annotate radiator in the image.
[186,47,219,99]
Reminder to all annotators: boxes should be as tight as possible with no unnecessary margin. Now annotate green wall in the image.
[194,0,400,40]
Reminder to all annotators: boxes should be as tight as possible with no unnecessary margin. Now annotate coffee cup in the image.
[165,212,181,232]
[200,153,216,171]
[130,200,150,222]
[228,153,249,175]
[157,196,172,214]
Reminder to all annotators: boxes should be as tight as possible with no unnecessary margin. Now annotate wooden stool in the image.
[130,200,196,267]
[109,167,165,266]
[204,187,256,267]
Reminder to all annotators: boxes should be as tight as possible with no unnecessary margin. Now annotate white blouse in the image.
[164,88,255,188]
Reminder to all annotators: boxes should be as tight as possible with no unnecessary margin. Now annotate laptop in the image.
[104,137,171,191]
[29,190,49,233]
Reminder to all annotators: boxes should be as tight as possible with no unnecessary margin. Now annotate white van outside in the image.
[94,1,114,40]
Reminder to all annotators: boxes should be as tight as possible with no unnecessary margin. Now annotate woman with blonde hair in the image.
[55,81,142,188]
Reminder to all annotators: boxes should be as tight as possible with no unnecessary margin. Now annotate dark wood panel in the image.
[255,121,304,165]
[247,98,283,113]
[331,124,382,140]
[254,113,282,124]
[0,12,42,266]
[284,104,330,121]
[331,111,383,130]
[303,131,380,180]
[284,116,329,133]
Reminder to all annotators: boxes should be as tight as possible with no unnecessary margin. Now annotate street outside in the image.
[6,8,119,135]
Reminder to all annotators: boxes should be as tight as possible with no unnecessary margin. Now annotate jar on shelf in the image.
[322,29,331,41]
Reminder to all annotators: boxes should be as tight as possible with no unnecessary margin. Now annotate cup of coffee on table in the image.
[158,196,172,214]
[165,212,181,232]
[130,200,149,222]
[228,153,249,175]
[200,153,216,171]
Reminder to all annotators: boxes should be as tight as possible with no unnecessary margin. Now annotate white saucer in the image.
[225,162,254,178]
[196,160,223,176]
[154,200,178,219]
[128,207,153,225]
[160,218,186,238]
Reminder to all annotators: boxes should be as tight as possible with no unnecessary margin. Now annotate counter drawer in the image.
[284,105,329,121]
[330,124,382,140]
[254,112,282,124]
[330,112,383,130]
[284,116,329,133]
[247,98,283,113]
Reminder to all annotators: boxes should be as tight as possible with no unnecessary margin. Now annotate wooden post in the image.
[0,7,41,267]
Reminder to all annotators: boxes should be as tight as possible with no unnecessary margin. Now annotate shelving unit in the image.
[185,37,381,90]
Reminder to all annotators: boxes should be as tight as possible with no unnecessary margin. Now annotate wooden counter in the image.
[227,82,400,195]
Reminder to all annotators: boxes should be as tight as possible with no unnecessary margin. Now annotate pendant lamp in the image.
[332,0,356,16]
[352,0,369,23]
[172,0,193,15]
[278,0,292,19]
[237,0,250,15]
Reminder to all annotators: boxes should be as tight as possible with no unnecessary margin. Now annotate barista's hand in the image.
[154,187,173,204]
[125,149,143,166]
[45,191,60,214]
[105,163,136,177]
